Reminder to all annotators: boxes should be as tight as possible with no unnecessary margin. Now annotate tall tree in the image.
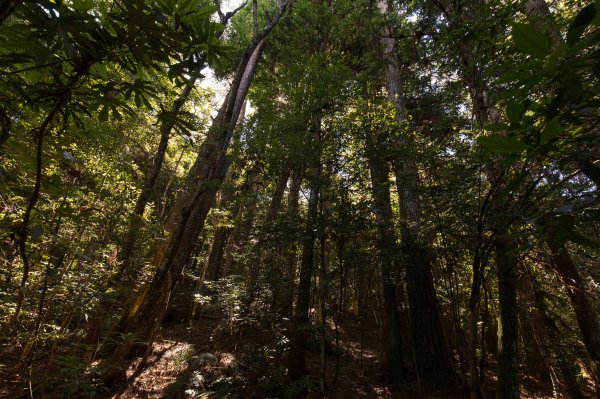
[99,2,289,386]
[288,111,322,380]
[363,88,405,383]
[378,0,455,384]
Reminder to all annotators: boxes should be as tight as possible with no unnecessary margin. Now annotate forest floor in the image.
[110,312,401,399]
[109,310,483,399]
[0,308,563,399]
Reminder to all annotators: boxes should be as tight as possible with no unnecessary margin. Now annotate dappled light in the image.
[1,0,599,398]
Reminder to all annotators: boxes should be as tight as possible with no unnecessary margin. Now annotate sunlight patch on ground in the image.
[219,352,236,367]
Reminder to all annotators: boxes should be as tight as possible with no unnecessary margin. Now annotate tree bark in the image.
[288,113,321,381]
[363,93,405,383]
[132,37,266,327]
[525,0,561,49]
[378,0,455,384]
[264,167,291,225]
[262,167,291,309]
[81,7,249,357]
[530,272,586,399]
[545,222,600,386]
[0,107,11,145]
[221,169,259,278]
[98,7,288,380]
[518,288,552,386]
[116,0,253,281]
[205,176,238,281]
[116,83,194,281]
[495,234,520,399]
[221,200,244,278]
[276,167,302,316]
[205,227,229,281]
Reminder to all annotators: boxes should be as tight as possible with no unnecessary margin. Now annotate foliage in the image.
[1,0,599,397]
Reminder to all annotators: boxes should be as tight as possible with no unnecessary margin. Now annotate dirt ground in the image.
[110,312,475,399]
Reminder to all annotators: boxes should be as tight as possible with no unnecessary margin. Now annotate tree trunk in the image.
[317,191,329,395]
[0,107,11,145]
[262,168,291,309]
[364,98,405,383]
[378,0,455,384]
[276,167,302,316]
[80,84,196,361]
[81,7,250,358]
[395,158,455,384]
[117,83,194,281]
[495,234,520,399]
[221,201,244,278]
[288,113,321,381]
[205,176,238,281]
[546,224,600,386]
[530,272,586,399]
[525,0,561,49]
[518,289,551,386]
[402,236,456,384]
[205,227,229,281]
[114,0,249,281]
[98,14,285,382]
[222,170,259,278]
[264,167,290,225]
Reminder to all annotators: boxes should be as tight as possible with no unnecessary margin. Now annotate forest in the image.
[0,0,599,398]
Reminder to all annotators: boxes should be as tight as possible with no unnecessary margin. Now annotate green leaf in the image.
[540,117,562,144]
[98,106,109,122]
[567,3,598,46]
[504,171,528,194]
[506,99,527,124]
[478,135,529,154]
[134,92,142,108]
[484,123,509,132]
[112,108,122,121]
[511,23,550,58]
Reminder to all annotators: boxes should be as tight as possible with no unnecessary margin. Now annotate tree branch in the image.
[214,0,249,25]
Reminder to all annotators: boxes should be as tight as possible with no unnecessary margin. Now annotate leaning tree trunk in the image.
[117,83,194,280]
[377,0,455,384]
[98,4,289,381]
[115,1,250,282]
[80,84,196,362]
[529,271,586,399]
[545,221,600,387]
[81,7,248,359]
